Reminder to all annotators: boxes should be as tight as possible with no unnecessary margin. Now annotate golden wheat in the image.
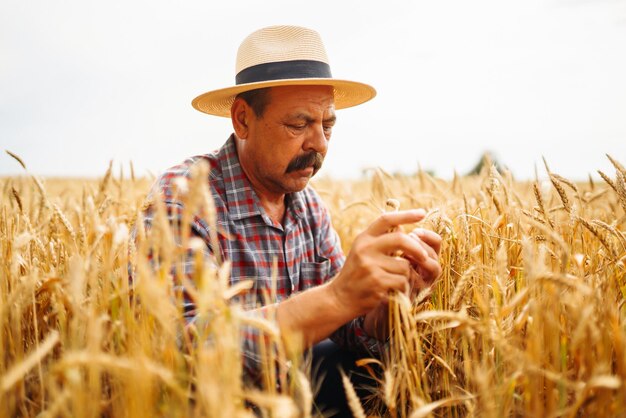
[2,154,626,417]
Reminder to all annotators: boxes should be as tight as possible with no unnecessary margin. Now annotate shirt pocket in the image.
[298,258,331,290]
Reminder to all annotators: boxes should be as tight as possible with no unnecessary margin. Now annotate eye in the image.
[287,123,306,131]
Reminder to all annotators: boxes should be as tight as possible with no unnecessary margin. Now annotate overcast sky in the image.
[1,0,625,181]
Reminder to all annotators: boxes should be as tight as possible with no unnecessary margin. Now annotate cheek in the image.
[259,146,291,174]
[258,128,305,172]
[275,144,301,165]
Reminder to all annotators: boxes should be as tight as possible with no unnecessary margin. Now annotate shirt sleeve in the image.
[136,171,274,386]
[311,190,388,357]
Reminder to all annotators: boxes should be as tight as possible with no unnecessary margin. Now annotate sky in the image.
[1,0,625,181]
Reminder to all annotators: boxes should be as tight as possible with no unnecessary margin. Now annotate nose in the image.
[304,123,328,155]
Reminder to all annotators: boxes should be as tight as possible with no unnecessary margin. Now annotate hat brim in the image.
[191,78,376,117]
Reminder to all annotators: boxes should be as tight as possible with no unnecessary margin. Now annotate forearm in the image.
[274,281,357,348]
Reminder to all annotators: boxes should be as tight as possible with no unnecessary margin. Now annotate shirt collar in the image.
[219,134,305,223]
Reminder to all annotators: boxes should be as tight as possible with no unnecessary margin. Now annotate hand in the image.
[362,226,443,339]
[405,227,443,295]
[329,209,434,318]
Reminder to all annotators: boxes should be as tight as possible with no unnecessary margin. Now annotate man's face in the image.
[242,85,336,195]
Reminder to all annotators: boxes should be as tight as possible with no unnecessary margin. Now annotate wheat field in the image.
[1,154,626,417]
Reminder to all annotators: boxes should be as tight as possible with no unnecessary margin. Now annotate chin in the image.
[284,178,311,193]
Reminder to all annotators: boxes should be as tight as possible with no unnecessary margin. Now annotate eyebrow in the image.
[287,113,337,124]
[323,114,337,124]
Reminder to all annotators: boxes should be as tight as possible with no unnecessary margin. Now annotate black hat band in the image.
[236,60,332,85]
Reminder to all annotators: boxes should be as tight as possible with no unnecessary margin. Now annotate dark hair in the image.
[235,87,271,118]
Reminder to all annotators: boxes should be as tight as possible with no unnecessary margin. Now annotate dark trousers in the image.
[311,339,380,417]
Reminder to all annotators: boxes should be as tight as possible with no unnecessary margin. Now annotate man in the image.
[143,25,442,415]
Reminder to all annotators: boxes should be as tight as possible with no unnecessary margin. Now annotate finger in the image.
[378,256,412,276]
[411,228,443,255]
[408,233,438,261]
[407,269,434,295]
[407,268,423,296]
[414,257,442,285]
[375,232,430,263]
[367,209,427,236]
[381,272,410,295]
[411,273,432,292]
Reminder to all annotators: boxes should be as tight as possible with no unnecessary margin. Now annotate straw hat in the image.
[191,25,377,117]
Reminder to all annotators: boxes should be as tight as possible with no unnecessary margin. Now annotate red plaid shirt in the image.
[142,135,382,380]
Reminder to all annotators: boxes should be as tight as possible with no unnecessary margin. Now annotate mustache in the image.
[286,151,324,175]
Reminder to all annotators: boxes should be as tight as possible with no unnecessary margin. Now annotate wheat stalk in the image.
[607,154,626,177]
[5,150,26,169]
[550,174,572,213]
[597,170,619,194]
[533,182,554,228]
[1,330,59,393]
[340,369,366,418]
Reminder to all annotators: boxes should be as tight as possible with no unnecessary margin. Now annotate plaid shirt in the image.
[141,134,382,380]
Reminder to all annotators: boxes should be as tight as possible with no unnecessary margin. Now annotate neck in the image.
[235,138,286,224]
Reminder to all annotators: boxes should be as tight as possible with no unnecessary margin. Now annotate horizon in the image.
[3,149,623,183]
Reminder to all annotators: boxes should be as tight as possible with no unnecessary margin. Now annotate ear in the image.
[231,97,250,140]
